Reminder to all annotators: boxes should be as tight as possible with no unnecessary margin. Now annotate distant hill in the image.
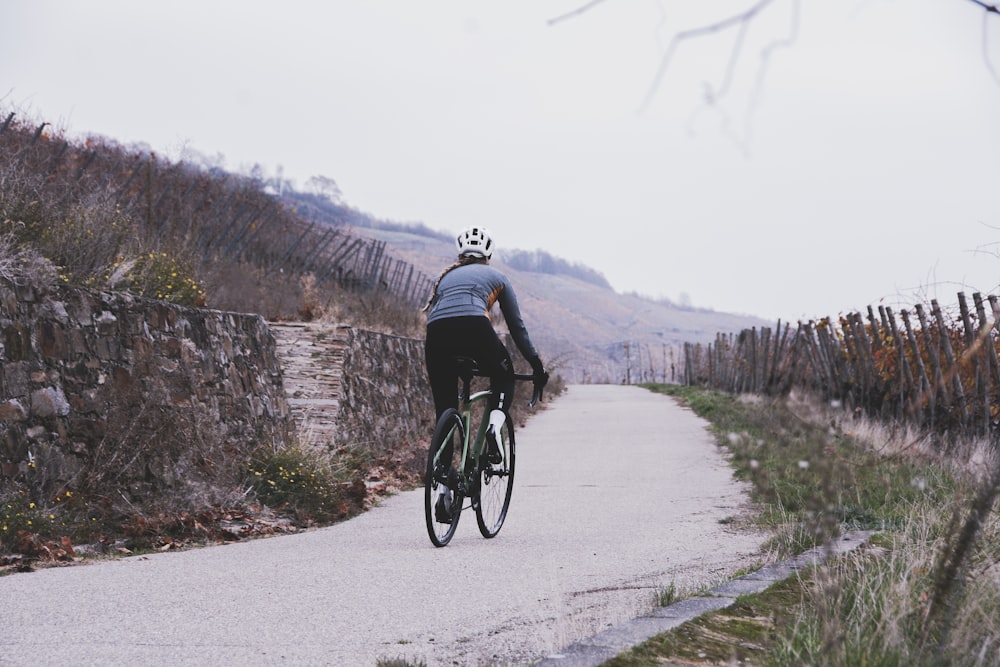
[279,189,770,383]
[501,249,612,290]
[348,222,770,384]
[281,192,610,288]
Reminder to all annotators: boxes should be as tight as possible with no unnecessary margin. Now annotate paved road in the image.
[0,385,766,667]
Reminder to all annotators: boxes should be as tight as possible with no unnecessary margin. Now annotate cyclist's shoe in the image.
[434,488,453,524]
[486,428,502,465]
[486,410,506,465]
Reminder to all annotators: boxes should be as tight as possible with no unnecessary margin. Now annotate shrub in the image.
[247,445,368,525]
[0,229,57,287]
[0,489,54,549]
[116,250,206,306]
[0,477,80,554]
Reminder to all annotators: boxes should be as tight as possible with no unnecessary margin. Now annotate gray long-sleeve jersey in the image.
[425,262,539,361]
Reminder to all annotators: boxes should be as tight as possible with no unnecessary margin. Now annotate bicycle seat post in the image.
[455,356,477,406]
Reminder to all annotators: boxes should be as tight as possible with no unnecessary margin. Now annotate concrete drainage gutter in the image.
[532,530,875,667]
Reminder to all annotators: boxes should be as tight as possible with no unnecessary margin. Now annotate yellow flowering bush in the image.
[0,487,58,548]
[247,446,364,524]
[122,251,207,306]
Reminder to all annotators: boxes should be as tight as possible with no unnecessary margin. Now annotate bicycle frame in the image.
[454,361,539,471]
[425,358,541,546]
[452,378,496,494]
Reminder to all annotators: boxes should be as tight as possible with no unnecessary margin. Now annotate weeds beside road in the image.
[1,435,427,573]
[605,384,999,666]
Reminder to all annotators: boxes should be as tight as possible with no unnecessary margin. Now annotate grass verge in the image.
[603,384,1000,667]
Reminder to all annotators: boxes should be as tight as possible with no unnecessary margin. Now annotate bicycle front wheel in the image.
[475,413,515,538]
[425,409,465,547]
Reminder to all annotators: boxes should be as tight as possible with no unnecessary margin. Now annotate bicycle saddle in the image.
[453,356,481,380]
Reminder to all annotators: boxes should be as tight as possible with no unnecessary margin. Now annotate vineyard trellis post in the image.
[900,308,934,428]
[932,299,969,428]
[884,307,916,423]
[682,291,1000,443]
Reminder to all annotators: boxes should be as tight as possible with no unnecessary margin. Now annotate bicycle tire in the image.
[425,409,465,547]
[475,412,515,538]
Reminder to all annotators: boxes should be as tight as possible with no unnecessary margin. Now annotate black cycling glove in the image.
[528,355,545,376]
[528,355,548,387]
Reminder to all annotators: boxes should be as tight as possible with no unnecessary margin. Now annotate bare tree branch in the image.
[960,0,1000,83]
[551,0,999,124]
[548,0,611,26]
[981,8,1000,84]
[638,0,777,112]
[713,10,753,103]
[741,1,800,122]
[966,0,1000,14]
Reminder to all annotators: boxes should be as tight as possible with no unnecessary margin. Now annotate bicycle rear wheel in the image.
[425,409,465,547]
[475,413,515,538]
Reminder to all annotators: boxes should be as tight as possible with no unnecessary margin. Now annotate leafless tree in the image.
[550,0,1000,112]
[306,174,343,203]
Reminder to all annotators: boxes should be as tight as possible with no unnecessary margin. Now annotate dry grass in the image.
[633,385,1000,666]
[776,501,1000,666]
[772,392,1000,665]
[0,230,58,287]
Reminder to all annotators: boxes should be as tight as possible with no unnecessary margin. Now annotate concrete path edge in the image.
[531,530,875,667]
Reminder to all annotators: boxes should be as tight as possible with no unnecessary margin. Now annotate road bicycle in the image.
[424,357,544,547]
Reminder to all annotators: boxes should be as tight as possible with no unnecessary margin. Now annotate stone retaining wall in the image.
[0,279,290,495]
[272,323,528,454]
[337,327,434,450]
[1,278,525,499]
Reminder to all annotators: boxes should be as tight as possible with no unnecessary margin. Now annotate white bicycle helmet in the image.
[456,226,494,259]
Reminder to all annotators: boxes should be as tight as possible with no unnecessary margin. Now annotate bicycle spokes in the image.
[425,410,465,547]
[475,417,516,539]
[426,391,525,545]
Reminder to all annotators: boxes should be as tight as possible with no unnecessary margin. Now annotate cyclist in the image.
[423,226,548,521]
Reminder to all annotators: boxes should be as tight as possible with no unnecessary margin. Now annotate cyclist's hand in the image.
[529,370,549,407]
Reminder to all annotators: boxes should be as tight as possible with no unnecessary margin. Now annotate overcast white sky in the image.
[4,0,1000,322]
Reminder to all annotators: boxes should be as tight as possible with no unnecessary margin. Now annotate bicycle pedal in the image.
[434,492,453,524]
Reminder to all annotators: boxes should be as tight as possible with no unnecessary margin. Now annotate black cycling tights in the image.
[425,316,515,421]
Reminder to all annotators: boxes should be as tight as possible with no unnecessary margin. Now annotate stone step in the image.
[269,322,349,447]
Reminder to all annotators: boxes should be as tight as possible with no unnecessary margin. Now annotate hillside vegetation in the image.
[0,107,431,334]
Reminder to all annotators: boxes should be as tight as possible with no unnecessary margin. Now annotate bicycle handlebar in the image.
[513,372,546,408]
[459,358,547,408]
